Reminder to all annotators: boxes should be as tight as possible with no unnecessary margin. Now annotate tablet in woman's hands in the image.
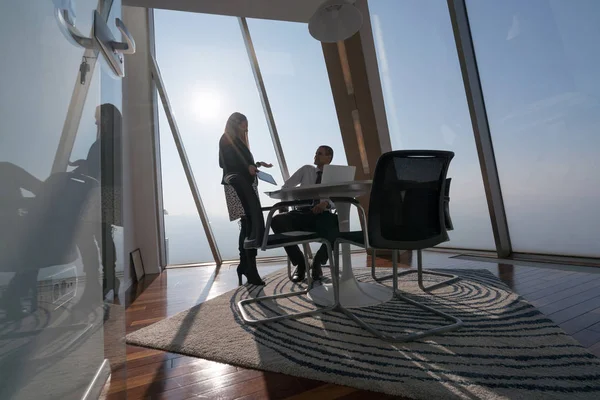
[257,170,277,185]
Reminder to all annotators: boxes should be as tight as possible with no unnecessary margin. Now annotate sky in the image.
[153,0,600,264]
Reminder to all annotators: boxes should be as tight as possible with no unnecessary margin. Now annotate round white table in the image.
[265,180,393,309]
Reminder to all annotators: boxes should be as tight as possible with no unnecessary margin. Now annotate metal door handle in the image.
[55,6,94,49]
[55,4,136,56]
[112,18,136,54]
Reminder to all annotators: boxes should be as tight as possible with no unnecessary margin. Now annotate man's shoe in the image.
[291,266,306,283]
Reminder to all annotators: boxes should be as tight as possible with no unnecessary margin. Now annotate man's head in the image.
[314,145,334,168]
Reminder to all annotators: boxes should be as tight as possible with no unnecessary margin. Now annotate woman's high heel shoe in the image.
[241,261,265,286]
[236,264,264,286]
[238,270,265,286]
[236,263,246,286]
[244,272,265,286]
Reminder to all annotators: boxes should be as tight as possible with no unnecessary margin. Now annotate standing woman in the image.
[219,112,272,286]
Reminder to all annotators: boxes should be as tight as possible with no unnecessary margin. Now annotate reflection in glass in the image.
[369,0,495,250]
[154,10,286,263]
[467,0,600,256]
[0,0,126,398]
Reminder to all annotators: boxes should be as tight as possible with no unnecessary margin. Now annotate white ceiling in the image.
[122,0,325,23]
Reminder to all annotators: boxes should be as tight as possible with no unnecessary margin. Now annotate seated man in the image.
[271,145,339,282]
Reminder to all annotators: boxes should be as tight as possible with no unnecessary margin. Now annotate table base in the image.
[308,279,393,308]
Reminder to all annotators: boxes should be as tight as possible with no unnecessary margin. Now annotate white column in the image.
[122,6,163,274]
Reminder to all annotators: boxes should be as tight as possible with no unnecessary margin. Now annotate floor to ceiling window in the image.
[154,10,286,263]
[247,18,362,236]
[246,19,347,177]
[157,105,214,265]
[466,0,600,257]
[369,0,495,250]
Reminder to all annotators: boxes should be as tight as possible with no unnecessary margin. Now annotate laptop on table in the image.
[321,165,356,185]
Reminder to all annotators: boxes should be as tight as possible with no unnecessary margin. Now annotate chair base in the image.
[239,241,339,325]
[239,287,463,341]
[238,288,338,325]
[396,269,460,292]
[333,241,462,342]
[340,290,463,342]
[371,249,460,292]
[241,242,462,342]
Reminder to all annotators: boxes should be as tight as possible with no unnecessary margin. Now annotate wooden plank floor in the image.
[106,251,600,399]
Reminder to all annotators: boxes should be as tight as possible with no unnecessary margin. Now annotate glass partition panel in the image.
[466,0,600,257]
[158,105,215,265]
[0,0,126,398]
[369,0,495,250]
[154,10,286,262]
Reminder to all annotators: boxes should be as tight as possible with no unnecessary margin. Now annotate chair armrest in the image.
[329,197,369,249]
[261,199,316,250]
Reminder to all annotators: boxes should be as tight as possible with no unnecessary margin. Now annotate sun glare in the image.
[192,90,222,121]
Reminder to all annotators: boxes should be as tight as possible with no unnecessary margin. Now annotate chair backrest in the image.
[368,150,454,250]
[224,174,265,249]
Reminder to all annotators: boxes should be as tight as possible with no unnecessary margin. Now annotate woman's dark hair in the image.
[224,112,248,141]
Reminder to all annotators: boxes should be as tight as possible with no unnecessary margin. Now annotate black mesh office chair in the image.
[225,174,341,325]
[369,177,458,290]
[331,150,463,342]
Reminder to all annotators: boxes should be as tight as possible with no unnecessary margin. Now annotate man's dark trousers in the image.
[270,210,339,268]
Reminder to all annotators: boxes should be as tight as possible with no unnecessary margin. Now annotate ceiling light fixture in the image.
[308,0,363,43]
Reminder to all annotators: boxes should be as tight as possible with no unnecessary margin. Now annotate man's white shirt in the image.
[282,165,333,208]
[282,165,320,188]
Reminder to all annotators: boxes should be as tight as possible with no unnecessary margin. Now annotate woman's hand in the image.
[256,161,273,168]
[249,165,258,176]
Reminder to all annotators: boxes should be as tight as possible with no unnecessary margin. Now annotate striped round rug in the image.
[126,269,600,399]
